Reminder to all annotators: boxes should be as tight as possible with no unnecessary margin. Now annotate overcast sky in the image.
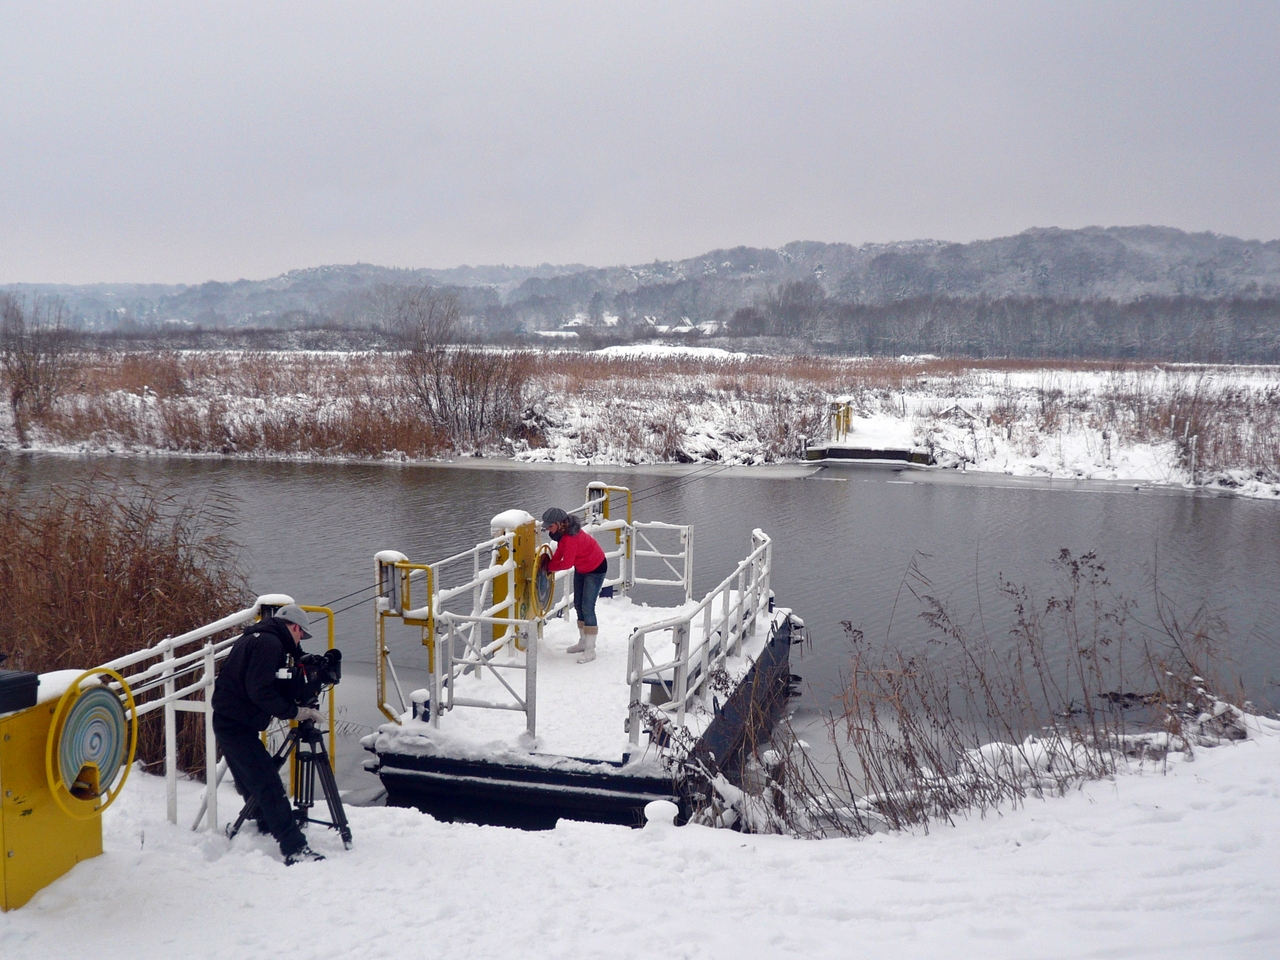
[2,1,1277,284]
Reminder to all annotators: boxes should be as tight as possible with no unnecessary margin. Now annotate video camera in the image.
[280,648,343,707]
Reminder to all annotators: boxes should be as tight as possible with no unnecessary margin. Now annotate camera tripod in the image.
[227,717,353,849]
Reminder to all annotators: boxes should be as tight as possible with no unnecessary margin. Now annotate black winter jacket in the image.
[211,618,303,733]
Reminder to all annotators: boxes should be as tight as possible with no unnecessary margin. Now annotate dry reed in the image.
[0,476,249,773]
[697,549,1253,838]
[18,350,1280,479]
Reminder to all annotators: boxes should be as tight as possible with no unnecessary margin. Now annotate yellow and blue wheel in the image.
[44,668,138,820]
[533,544,555,616]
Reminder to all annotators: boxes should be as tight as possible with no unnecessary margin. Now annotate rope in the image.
[628,464,735,507]
[301,465,731,625]
[626,463,725,501]
[322,593,381,619]
[296,581,384,625]
[319,581,381,607]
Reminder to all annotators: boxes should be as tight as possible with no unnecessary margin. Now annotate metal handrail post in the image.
[627,628,645,747]
[163,645,178,824]
[624,525,634,594]
[702,602,714,661]
[444,619,457,718]
[299,605,337,764]
[721,578,732,651]
[760,534,772,619]
[429,621,441,726]
[202,642,218,831]
[673,622,690,727]
[734,566,747,651]
[684,527,693,602]
[525,621,538,737]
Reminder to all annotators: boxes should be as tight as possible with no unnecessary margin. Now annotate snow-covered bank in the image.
[4,716,1279,959]
[523,358,1280,498]
[9,349,1280,499]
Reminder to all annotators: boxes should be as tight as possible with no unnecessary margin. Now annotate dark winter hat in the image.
[541,507,570,527]
[275,603,313,640]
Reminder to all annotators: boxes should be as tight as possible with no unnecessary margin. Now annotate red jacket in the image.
[546,529,606,573]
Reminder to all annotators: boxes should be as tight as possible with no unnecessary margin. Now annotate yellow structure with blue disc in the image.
[1,669,136,911]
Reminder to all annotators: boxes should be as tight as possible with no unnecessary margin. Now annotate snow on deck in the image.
[372,594,773,767]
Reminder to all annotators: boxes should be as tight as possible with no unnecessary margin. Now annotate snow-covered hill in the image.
[8,226,1279,334]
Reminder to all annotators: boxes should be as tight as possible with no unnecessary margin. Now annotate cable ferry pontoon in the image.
[803,397,931,465]
[364,481,802,828]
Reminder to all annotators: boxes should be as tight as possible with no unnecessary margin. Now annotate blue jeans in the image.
[574,566,607,627]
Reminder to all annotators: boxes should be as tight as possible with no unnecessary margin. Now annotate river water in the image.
[6,454,1279,789]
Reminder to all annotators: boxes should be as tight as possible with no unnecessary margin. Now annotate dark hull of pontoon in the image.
[370,616,795,830]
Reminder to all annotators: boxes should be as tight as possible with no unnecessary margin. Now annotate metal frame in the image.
[630,521,693,600]
[625,529,772,747]
[373,484,697,741]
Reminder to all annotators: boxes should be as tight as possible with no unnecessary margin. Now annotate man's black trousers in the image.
[214,723,306,856]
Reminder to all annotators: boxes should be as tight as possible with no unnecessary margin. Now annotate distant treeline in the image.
[728,285,1280,362]
[69,292,1280,363]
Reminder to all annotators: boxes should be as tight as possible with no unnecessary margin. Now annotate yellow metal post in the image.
[1,701,103,911]
[374,555,432,724]
[510,520,536,651]
[299,605,337,770]
[492,538,511,645]
[589,483,632,546]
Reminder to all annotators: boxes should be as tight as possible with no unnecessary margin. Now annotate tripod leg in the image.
[312,748,354,849]
[293,751,315,825]
[227,796,258,840]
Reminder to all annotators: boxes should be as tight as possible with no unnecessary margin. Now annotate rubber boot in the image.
[566,623,586,655]
[576,626,598,663]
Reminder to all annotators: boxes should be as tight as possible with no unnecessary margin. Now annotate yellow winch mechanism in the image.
[1,669,137,911]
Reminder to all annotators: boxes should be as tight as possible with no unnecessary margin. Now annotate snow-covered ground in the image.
[3,715,1278,958]
[519,357,1280,499]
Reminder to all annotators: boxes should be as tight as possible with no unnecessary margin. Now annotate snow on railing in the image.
[625,529,772,747]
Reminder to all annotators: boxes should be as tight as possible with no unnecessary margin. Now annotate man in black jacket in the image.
[212,603,325,865]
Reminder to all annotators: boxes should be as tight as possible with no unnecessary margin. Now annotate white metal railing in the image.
[375,526,530,727]
[93,593,312,833]
[626,529,773,747]
[405,515,649,738]
[376,484,694,739]
[630,521,692,600]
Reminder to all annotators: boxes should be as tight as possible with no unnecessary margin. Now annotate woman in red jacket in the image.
[541,507,608,663]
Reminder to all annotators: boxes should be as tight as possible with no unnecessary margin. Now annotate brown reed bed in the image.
[0,476,249,773]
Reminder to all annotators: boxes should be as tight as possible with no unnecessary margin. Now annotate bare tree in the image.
[372,283,459,349]
[380,286,531,446]
[0,294,77,445]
